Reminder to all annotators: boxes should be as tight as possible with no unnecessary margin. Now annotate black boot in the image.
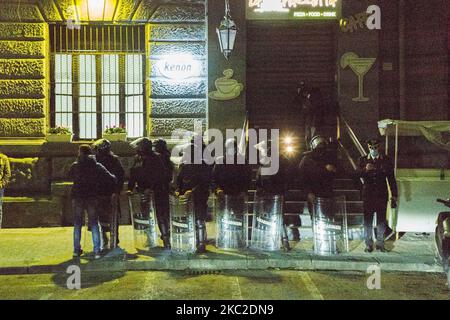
[101,231,110,252]
[159,223,171,250]
[376,244,387,252]
[196,219,207,254]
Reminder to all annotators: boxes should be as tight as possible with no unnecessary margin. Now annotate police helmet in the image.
[310,135,328,150]
[154,139,168,153]
[131,137,153,155]
[92,139,111,154]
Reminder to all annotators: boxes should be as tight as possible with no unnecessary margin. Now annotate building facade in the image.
[0,0,448,227]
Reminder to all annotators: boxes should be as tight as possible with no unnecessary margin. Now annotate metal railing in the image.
[337,115,367,171]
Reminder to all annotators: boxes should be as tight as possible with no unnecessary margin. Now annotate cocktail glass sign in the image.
[340,52,376,102]
[247,0,341,20]
[155,54,202,81]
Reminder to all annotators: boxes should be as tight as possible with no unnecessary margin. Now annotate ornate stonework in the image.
[0,22,47,138]
[0,118,45,137]
[0,79,46,98]
[0,99,45,118]
[8,157,49,193]
[0,23,46,39]
[0,41,45,58]
[0,60,45,79]
[0,3,44,22]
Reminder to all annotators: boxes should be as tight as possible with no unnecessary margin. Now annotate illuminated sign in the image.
[247,0,340,20]
[156,54,202,80]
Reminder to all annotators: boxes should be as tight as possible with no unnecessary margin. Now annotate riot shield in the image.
[312,196,349,255]
[110,193,120,249]
[250,193,283,251]
[214,193,248,250]
[128,191,159,250]
[170,194,196,253]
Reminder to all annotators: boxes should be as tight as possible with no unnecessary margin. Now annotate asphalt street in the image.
[0,270,448,300]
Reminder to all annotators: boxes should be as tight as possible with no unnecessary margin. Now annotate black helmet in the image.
[310,135,328,150]
[131,137,153,155]
[154,139,168,153]
[92,139,111,153]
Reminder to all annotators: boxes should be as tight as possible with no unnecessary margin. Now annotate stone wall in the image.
[0,20,48,137]
[147,1,207,136]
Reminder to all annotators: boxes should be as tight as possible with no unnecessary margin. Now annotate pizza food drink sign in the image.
[247,0,341,20]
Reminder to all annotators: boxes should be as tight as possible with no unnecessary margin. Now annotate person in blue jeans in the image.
[68,145,117,259]
[0,152,11,229]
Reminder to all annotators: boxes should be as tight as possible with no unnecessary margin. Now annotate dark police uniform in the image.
[358,153,398,250]
[255,154,293,250]
[176,143,212,253]
[128,151,169,247]
[213,154,252,197]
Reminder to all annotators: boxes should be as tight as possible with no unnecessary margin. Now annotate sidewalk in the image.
[0,226,442,275]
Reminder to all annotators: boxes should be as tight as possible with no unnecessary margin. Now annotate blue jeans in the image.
[72,198,101,254]
[0,188,3,229]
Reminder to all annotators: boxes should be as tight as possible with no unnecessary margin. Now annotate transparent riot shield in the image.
[312,196,349,255]
[215,193,248,250]
[250,193,283,251]
[169,194,196,253]
[110,193,120,249]
[128,191,159,250]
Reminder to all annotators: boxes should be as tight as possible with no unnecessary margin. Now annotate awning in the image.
[378,119,450,151]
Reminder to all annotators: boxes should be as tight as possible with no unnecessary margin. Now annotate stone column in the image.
[0,2,48,138]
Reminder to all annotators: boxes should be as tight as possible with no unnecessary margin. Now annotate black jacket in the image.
[128,152,166,193]
[176,162,211,197]
[256,155,292,196]
[212,155,252,196]
[357,154,398,201]
[157,151,174,186]
[68,155,117,199]
[96,153,125,195]
[298,149,337,198]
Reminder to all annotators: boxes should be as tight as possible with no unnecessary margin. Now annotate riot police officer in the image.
[213,139,252,248]
[358,139,398,253]
[175,138,212,253]
[92,139,125,251]
[298,135,337,213]
[128,138,170,249]
[255,140,291,250]
[154,139,174,249]
[213,138,252,197]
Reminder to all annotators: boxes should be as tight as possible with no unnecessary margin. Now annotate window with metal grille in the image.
[50,25,146,140]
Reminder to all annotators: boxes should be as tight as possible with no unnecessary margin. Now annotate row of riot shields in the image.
[312,196,349,255]
[128,190,349,255]
[128,191,159,250]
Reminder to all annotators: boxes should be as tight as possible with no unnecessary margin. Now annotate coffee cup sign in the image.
[209,69,244,101]
[156,55,201,80]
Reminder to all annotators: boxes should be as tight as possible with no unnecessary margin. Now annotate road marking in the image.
[299,272,324,300]
[140,272,157,300]
[39,293,54,300]
[231,277,243,300]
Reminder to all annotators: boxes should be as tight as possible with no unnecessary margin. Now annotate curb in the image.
[0,257,443,276]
